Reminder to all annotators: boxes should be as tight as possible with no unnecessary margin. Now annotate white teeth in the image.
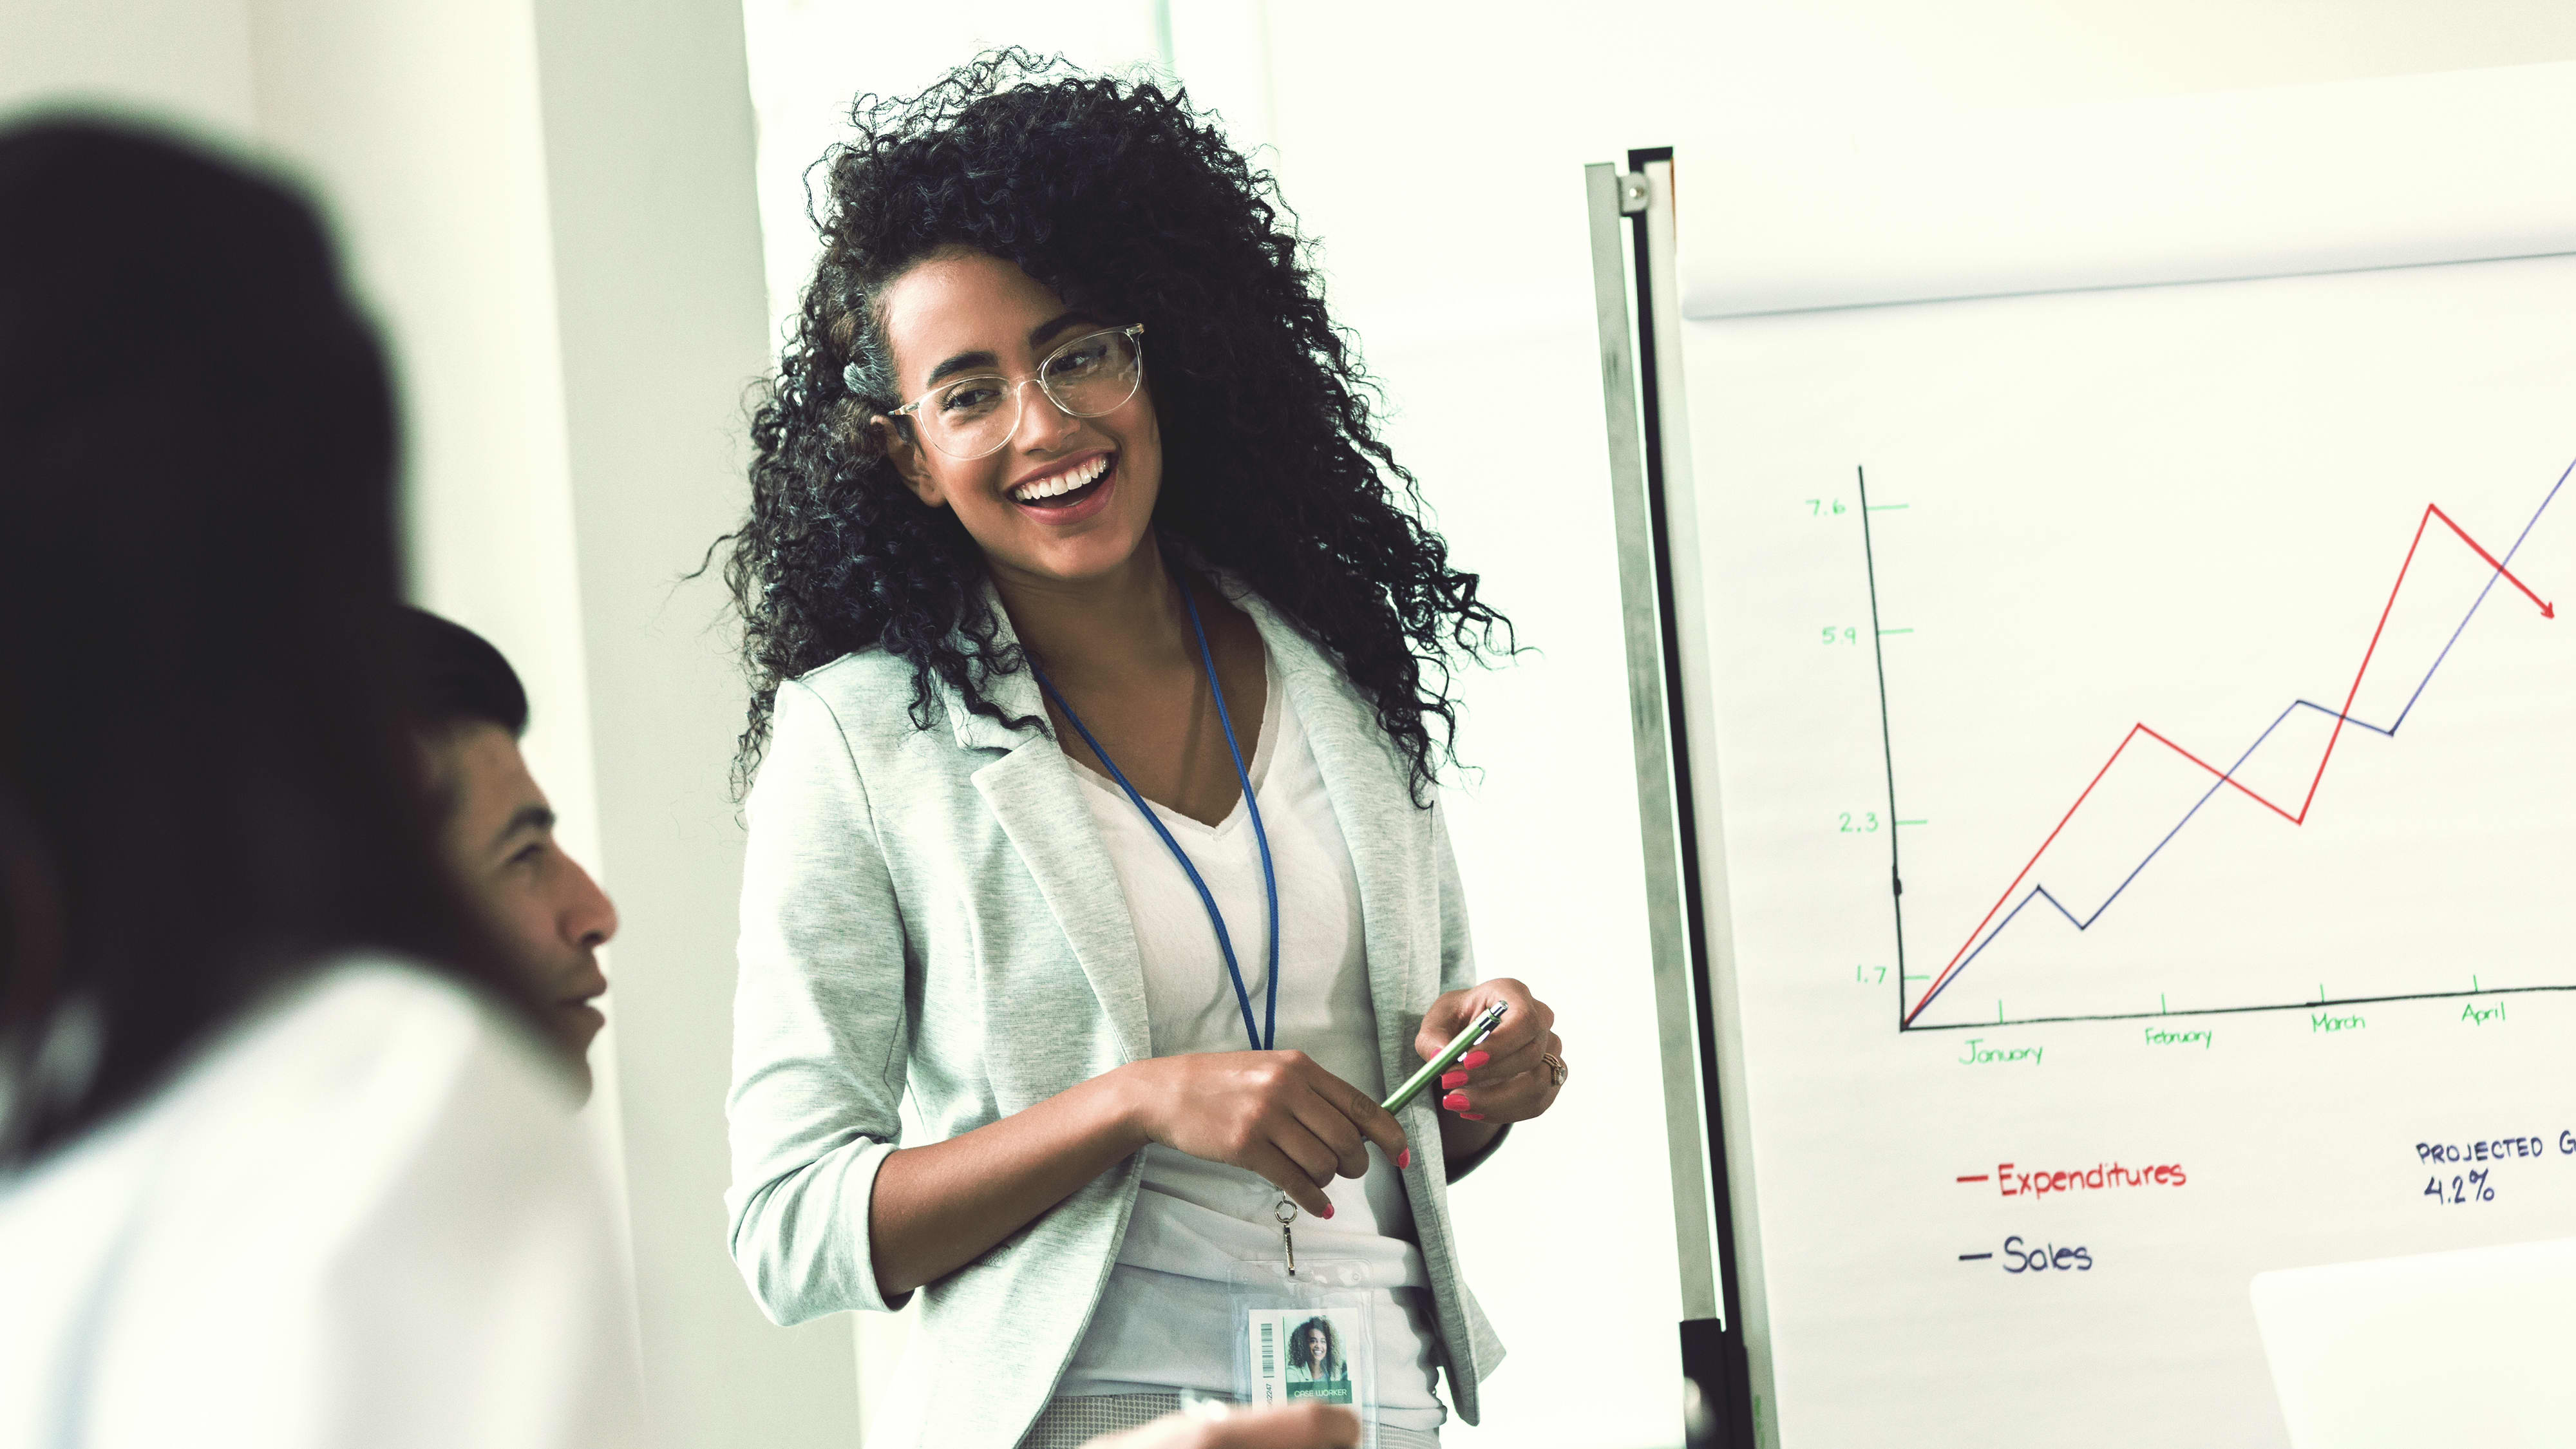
[1012,455,1110,502]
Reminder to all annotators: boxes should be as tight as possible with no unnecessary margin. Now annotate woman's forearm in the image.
[868,1066,1146,1298]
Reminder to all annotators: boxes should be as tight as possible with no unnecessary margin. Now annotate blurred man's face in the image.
[427,722,615,1094]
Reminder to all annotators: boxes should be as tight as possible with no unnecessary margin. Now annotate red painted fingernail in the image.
[1397,1148,1413,1168]
[1462,1113,1487,1121]
[1461,1051,1490,1069]
[1440,1070,1470,1090]
[1321,1203,1335,1218]
[1442,1090,1470,1110]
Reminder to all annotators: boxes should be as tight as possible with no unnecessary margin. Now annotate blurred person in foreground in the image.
[393,608,616,1096]
[0,119,643,1448]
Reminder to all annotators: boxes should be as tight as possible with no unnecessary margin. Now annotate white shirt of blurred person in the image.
[395,607,616,1094]
[0,121,642,1449]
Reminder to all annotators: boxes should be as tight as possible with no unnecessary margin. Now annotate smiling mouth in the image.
[1010,451,1114,511]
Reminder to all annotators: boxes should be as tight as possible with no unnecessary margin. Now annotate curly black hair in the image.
[721,50,1512,805]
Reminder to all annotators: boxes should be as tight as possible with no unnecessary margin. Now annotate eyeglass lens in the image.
[920,328,1142,459]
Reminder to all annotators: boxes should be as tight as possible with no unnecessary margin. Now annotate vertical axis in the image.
[1858,466,1909,1032]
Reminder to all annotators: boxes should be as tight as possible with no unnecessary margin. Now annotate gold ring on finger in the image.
[1540,1052,1568,1088]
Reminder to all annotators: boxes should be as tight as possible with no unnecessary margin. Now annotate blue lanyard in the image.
[1030,585,1280,1054]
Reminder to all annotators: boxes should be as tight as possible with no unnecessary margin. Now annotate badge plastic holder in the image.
[1227,1255,1378,1449]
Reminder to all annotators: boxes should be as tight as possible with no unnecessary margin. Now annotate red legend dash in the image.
[1956,1173,1991,1183]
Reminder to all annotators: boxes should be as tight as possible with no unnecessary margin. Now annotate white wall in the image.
[0,0,256,135]
[240,8,612,1175]
[525,3,861,1444]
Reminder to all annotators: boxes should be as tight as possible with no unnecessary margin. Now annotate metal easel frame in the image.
[1585,149,1761,1449]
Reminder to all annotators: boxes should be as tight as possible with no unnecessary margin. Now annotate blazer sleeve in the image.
[1433,799,1479,997]
[724,677,914,1321]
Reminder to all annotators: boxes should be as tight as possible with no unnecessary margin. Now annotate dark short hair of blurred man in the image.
[394,607,616,1093]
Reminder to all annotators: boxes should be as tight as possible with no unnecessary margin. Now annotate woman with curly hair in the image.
[1287,1318,1350,1397]
[720,53,1571,1449]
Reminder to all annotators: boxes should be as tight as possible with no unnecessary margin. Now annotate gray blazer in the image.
[723,583,1504,1448]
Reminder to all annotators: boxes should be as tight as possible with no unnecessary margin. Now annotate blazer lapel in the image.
[972,742,1153,1065]
[943,590,1153,1065]
[1234,591,1435,1081]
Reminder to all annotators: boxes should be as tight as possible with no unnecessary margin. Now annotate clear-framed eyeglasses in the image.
[889,323,1146,460]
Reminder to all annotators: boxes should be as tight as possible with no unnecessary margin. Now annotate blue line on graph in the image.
[1912,459,2573,1023]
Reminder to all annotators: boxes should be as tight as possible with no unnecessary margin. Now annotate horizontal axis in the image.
[1897,981,2576,1032]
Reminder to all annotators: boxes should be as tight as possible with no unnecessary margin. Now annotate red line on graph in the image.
[1956,1174,1991,1183]
[1902,503,2554,1027]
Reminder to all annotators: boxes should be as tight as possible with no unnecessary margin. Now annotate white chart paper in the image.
[1682,252,2576,1446]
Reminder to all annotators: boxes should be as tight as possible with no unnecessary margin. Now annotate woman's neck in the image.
[990,534,1191,687]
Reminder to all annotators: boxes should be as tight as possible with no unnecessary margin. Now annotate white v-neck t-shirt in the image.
[1056,648,1446,1432]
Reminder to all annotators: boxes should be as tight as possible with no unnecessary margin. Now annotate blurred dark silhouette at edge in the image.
[0,116,545,1170]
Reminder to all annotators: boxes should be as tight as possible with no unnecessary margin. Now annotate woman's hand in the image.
[865,1050,1401,1298]
[1083,1402,1361,1449]
[1415,977,1565,1125]
[1118,1051,1408,1217]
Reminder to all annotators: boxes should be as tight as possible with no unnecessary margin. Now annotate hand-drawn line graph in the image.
[1863,458,2573,1033]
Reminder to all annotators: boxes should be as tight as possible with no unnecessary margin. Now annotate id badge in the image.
[1228,1256,1377,1448]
